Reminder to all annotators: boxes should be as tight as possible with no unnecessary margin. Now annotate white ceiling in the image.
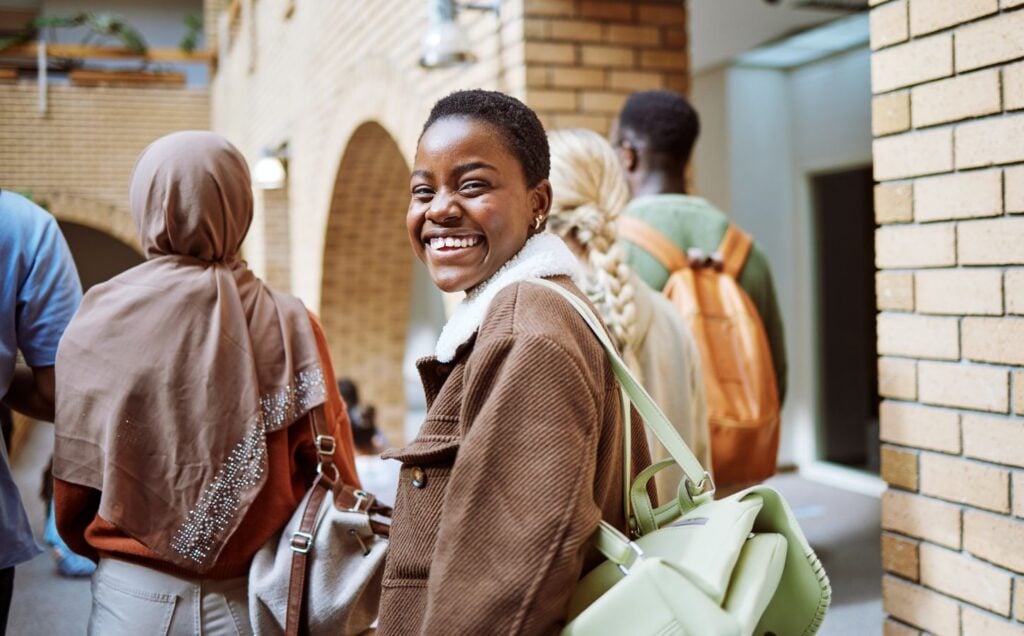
[688,0,861,73]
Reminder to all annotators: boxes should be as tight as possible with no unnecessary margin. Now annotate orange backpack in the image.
[618,217,780,489]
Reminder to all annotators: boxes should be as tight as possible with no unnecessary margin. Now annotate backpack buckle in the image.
[681,471,716,508]
[290,531,314,554]
[616,540,645,576]
[315,434,336,456]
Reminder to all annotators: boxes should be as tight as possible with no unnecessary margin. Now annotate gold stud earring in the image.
[533,215,545,231]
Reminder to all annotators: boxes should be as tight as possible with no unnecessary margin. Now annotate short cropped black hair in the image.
[351,406,377,452]
[617,90,700,166]
[337,378,359,406]
[421,89,550,187]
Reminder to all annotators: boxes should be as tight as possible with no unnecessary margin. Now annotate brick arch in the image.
[320,121,413,443]
[42,192,141,253]
[58,220,145,292]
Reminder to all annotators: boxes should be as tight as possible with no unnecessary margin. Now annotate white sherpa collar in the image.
[434,233,583,363]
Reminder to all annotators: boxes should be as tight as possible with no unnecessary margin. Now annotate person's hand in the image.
[1,364,56,421]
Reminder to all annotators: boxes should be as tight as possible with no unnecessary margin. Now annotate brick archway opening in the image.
[57,220,145,292]
[42,193,140,253]
[320,122,412,443]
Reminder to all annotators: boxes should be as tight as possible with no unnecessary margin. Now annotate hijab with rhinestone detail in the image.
[53,131,331,573]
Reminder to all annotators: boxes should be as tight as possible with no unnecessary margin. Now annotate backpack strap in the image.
[285,406,334,636]
[718,224,753,279]
[617,216,688,273]
[524,279,710,490]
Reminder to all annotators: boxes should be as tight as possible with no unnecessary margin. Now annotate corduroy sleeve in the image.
[420,334,603,635]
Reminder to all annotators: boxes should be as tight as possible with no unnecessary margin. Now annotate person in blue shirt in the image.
[0,189,82,634]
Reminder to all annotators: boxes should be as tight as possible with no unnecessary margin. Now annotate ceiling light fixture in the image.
[252,142,288,190]
[419,0,500,69]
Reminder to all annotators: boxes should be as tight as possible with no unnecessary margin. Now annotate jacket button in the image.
[410,466,426,488]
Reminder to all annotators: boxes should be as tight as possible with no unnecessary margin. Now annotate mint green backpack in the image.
[528,280,831,636]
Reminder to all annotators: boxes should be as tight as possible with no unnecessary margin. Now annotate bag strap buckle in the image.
[308,410,339,483]
[313,433,340,482]
[681,471,716,508]
[616,540,645,576]
[289,531,314,554]
[348,489,371,513]
[315,434,336,456]
[316,461,340,482]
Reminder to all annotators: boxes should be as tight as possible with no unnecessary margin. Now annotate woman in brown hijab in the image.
[52,131,360,635]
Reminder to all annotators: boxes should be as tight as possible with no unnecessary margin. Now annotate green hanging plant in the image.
[179,13,202,54]
[0,12,148,55]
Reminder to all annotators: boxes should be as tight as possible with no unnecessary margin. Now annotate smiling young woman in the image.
[407,109,550,294]
[377,90,653,635]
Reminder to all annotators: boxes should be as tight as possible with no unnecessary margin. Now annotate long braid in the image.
[547,128,639,362]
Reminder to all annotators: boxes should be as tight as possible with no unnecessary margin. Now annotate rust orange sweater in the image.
[53,314,360,579]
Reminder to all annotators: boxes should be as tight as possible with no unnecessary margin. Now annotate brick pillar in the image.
[520,0,687,134]
[204,0,232,52]
[871,2,1024,634]
[262,188,292,292]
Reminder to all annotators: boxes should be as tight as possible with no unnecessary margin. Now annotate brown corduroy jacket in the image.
[377,276,653,635]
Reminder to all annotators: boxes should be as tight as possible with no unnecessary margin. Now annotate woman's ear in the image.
[529,179,553,234]
[532,179,553,217]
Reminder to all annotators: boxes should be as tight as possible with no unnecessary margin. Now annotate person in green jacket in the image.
[610,90,787,402]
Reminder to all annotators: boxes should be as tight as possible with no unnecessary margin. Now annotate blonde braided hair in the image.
[547,128,639,361]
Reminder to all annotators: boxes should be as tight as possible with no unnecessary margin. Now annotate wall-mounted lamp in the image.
[252,142,288,190]
[419,0,501,69]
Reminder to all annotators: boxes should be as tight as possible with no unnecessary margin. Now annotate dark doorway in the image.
[812,166,879,473]
[57,222,144,291]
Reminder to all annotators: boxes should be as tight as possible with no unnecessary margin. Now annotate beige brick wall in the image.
[247,187,293,292]
[260,188,292,291]
[0,83,209,249]
[872,2,1024,632]
[209,0,687,440]
[522,0,688,134]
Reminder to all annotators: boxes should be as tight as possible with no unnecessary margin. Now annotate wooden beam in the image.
[69,69,187,87]
[0,42,213,64]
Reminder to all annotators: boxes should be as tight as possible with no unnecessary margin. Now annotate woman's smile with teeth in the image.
[429,236,481,250]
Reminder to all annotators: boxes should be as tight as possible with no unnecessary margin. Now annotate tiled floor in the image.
[762,473,884,635]
[8,421,91,636]
[8,421,882,635]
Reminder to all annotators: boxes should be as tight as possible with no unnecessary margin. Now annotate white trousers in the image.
[88,558,252,636]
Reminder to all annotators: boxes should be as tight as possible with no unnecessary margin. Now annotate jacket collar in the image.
[416,336,474,408]
[434,233,582,363]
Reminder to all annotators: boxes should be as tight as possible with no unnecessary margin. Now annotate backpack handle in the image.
[619,216,753,279]
[617,216,688,272]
